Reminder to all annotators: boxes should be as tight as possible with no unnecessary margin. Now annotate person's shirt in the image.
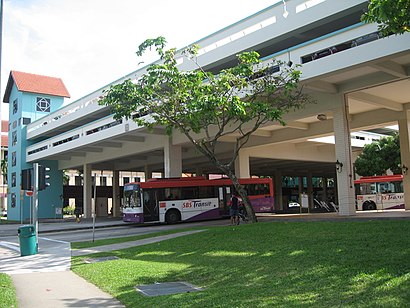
[231,195,239,210]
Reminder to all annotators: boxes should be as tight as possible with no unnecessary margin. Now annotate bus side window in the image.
[181,187,198,199]
[378,182,389,193]
[392,181,403,193]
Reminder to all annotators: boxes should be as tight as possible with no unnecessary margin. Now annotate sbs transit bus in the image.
[122,176,274,223]
[354,174,404,211]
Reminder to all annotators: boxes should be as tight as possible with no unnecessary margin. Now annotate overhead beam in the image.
[370,61,407,78]
[252,129,272,137]
[339,72,397,93]
[294,141,325,149]
[70,152,87,157]
[348,92,403,111]
[81,147,103,152]
[116,135,145,142]
[304,80,338,93]
[244,108,401,149]
[285,121,309,130]
[96,141,123,148]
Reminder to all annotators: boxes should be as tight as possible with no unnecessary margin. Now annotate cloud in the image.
[1,0,277,117]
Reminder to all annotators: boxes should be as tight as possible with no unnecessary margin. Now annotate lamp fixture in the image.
[287,50,293,67]
[282,0,289,18]
[401,164,408,175]
[336,160,343,173]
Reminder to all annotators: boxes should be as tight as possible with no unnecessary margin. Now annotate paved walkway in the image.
[72,230,205,256]
[1,211,410,307]
[0,235,125,308]
[0,227,205,308]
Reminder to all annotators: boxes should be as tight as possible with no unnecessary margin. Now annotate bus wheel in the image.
[363,201,376,211]
[165,209,181,224]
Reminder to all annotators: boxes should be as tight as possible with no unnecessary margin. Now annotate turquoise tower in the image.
[3,71,70,221]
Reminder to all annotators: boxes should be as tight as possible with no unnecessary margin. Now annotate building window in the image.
[11,152,16,167]
[36,97,51,112]
[100,176,107,186]
[22,117,31,125]
[11,172,16,187]
[123,177,130,185]
[11,193,16,208]
[12,131,17,146]
[13,99,18,114]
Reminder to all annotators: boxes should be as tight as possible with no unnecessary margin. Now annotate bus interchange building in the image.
[4,0,410,221]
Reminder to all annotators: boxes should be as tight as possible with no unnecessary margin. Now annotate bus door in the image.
[218,186,232,215]
[142,189,159,222]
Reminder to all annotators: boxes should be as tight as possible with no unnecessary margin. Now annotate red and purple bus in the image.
[354,174,404,210]
[122,176,274,223]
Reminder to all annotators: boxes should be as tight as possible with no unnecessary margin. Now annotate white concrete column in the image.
[333,95,356,215]
[112,170,121,217]
[274,171,283,212]
[164,137,182,178]
[83,164,92,218]
[298,176,304,202]
[307,172,313,210]
[398,115,410,210]
[234,150,250,178]
[144,165,153,181]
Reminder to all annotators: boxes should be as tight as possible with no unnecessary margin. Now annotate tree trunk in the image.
[192,142,258,223]
[225,170,258,223]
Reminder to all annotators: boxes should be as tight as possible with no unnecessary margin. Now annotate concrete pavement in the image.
[1,211,410,307]
[0,216,126,237]
[0,218,204,308]
[0,234,125,307]
[12,271,124,308]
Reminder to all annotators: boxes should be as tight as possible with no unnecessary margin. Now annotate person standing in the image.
[230,193,239,225]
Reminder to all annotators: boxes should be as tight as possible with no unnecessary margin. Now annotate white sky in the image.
[1,0,279,119]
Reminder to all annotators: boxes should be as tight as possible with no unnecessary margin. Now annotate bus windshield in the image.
[123,185,141,208]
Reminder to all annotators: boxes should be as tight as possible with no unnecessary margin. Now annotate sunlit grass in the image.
[71,228,199,249]
[0,273,17,308]
[72,220,410,307]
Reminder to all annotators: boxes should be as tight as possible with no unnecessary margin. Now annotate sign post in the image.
[32,163,39,253]
[92,173,96,242]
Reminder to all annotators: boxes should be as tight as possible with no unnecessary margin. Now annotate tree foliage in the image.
[355,133,401,176]
[100,37,311,222]
[1,159,7,184]
[361,0,410,35]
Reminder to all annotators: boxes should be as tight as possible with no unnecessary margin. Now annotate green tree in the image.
[355,133,401,176]
[62,170,70,186]
[1,158,7,184]
[362,0,410,35]
[100,37,311,222]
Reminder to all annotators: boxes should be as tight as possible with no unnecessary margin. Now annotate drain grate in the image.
[84,256,120,263]
[136,281,203,297]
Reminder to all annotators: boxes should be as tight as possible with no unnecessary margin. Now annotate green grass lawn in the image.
[71,220,410,307]
[0,273,17,307]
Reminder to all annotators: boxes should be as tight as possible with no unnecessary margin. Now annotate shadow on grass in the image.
[72,221,410,307]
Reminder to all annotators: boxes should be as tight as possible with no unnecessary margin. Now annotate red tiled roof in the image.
[1,121,8,133]
[3,71,70,103]
[1,135,8,147]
